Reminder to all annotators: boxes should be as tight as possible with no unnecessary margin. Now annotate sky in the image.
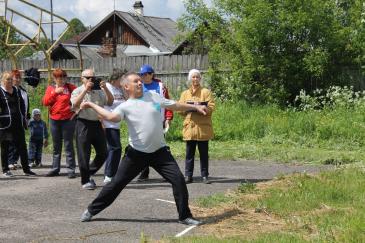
[4,0,212,40]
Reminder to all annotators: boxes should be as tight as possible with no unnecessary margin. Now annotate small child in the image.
[28,109,48,167]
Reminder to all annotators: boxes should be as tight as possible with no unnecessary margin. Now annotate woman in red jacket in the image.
[42,68,77,178]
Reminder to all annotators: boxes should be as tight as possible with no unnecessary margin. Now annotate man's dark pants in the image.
[75,118,107,185]
[88,145,193,221]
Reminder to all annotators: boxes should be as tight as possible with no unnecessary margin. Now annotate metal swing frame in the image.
[0,0,83,83]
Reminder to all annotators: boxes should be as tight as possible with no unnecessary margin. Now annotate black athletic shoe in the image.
[68,172,76,179]
[179,217,203,226]
[24,170,36,176]
[46,170,59,177]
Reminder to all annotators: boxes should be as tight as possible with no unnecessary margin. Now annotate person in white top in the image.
[102,69,126,184]
[80,72,207,226]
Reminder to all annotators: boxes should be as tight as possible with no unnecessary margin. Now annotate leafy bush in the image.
[294,86,365,111]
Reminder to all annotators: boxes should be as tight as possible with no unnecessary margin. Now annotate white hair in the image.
[188,69,201,81]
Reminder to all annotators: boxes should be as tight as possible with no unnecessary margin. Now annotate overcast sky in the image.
[4,0,212,40]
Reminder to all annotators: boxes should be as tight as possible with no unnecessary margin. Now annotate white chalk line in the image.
[175,225,197,237]
[155,198,175,204]
[156,198,198,237]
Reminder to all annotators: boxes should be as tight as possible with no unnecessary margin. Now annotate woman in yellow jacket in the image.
[179,69,215,184]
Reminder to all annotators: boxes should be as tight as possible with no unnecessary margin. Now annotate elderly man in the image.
[137,64,173,182]
[80,72,207,225]
[71,69,113,189]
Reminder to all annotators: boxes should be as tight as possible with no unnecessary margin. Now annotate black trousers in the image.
[88,145,193,221]
[1,126,31,173]
[139,121,166,178]
[75,118,107,185]
[185,140,209,177]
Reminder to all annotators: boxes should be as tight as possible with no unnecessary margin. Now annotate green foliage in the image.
[294,85,365,110]
[178,0,365,104]
[61,18,87,41]
[0,22,21,59]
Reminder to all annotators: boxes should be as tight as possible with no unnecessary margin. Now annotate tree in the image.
[61,18,87,41]
[178,0,365,104]
[0,22,21,60]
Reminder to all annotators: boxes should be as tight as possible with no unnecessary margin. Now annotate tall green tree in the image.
[178,0,365,104]
[61,18,87,41]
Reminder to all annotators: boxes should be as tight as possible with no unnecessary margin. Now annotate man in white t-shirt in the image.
[80,72,207,226]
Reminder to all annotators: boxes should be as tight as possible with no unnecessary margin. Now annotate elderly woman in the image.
[179,69,215,184]
[8,69,30,169]
[42,68,77,178]
[0,71,36,177]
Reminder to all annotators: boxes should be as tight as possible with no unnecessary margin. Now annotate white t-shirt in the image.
[113,91,176,153]
[103,83,125,129]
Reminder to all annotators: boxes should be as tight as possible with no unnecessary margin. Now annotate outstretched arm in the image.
[80,102,122,122]
[167,102,208,115]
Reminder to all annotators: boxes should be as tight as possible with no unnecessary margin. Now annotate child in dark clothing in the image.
[28,109,48,167]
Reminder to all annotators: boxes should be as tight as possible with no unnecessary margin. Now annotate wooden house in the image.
[51,1,184,60]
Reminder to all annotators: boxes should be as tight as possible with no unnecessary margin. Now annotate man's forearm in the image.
[105,90,114,105]
[86,102,120,122]
[169,102,198,112]
[72,89,88,108]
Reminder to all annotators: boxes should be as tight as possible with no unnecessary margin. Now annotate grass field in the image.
[164,165,365,242]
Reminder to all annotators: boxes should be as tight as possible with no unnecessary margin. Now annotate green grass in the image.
[195,193,232,208]
[167,234,306,243]
[175,166,365,242]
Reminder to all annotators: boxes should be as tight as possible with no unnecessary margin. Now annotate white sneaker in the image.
[103,176,112,184]
[8,164,15,170]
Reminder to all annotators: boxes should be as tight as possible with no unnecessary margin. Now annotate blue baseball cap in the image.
[139,64,154,75]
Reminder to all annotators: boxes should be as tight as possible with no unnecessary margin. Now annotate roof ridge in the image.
[128,12,171,51]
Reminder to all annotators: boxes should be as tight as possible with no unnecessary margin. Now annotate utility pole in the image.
[50,0,53,43]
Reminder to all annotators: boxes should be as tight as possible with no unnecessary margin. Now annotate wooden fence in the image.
[0,55,209,94]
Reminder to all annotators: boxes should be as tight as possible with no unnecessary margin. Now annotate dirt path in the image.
[0,156,331,242]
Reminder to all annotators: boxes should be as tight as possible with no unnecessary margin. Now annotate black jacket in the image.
[0,86,27,130]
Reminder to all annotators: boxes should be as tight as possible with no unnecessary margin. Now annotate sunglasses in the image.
[142,72,153,76]
[83,76,94,80]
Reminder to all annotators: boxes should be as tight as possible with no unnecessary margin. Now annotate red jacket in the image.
[42,83,76,120]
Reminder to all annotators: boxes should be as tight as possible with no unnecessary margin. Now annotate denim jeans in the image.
[28,139,43,164]
[49,119,76,173]
[104,128,122,177]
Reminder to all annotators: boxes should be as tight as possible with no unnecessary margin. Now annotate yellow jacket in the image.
[178,85,215,141]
